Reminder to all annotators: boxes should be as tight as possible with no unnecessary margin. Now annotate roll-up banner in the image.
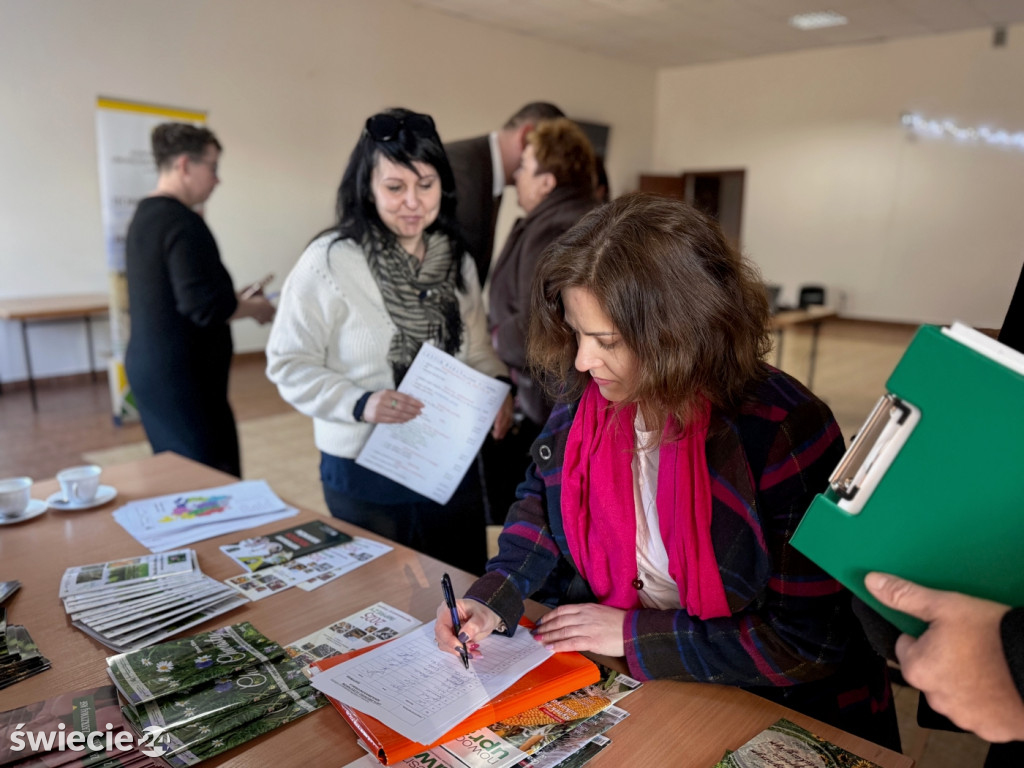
[95,97,206,423]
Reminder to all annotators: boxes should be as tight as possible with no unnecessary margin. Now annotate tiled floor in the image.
[0,320,1001,767]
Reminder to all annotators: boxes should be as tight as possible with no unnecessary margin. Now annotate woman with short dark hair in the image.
[438,194,900,749]
[125,122,274,477]
[266,108,513,573]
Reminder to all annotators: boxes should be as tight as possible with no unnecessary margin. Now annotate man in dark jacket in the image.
[445,102,563,286]
[481,118,598,525]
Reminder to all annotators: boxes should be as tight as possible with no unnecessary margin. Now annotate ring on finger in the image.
[390,398,398,409]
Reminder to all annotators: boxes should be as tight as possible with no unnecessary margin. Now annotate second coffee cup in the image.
[57,465,102,505]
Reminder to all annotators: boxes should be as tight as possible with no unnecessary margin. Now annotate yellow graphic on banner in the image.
[96,97,206,123]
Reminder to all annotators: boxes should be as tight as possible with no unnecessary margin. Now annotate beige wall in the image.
[4,3,1022,382]
[0,0,656,380]
[654,26,1024,326]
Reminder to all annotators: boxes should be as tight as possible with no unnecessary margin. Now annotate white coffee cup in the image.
[0,476,33,518]
[57,465,102,505]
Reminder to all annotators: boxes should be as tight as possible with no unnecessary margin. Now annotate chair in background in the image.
[764,283,782,314]
[798,284,827,309]
[775,284,835,389]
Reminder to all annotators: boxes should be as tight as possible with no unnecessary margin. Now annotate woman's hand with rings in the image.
[364,390,424,424]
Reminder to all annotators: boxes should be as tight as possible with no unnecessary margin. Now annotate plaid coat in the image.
[466,366,898,746]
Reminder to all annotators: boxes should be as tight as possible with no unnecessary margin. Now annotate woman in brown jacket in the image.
[483,118,598,524]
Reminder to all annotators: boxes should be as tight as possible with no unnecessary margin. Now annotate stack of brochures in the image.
[113,480,299,552]
[713,718,883,767]
[0,684,154,767]
[219,521,393,600]
[339,664,640,768]
[59,550,247,652]
[107,621,325,765]
[0,605,51,691]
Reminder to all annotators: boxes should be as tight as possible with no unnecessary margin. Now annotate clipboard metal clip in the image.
[829,393,921,515]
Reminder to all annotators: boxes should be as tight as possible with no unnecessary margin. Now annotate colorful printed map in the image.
[161,495,231,522]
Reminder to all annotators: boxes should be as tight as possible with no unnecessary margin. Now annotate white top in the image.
[265,234,507,459]
[488,131,504,195]
[633,412,681,610]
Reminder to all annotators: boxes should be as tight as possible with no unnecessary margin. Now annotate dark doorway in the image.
[638,169,745,247]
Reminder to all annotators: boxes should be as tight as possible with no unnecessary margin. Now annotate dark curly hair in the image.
[151,123,221,170]
[528,193,772,431]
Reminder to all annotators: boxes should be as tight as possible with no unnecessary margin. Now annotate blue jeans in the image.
[320,453,487,575]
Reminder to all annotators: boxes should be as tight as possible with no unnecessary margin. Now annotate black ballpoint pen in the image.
[441,572,470,669]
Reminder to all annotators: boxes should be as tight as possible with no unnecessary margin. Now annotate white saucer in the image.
[0,499,48,525]
[46,485,118,511]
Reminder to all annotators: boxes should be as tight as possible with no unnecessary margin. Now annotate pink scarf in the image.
[561,381,730,619]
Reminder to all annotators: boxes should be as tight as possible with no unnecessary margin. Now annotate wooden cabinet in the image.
[638,170,745,248]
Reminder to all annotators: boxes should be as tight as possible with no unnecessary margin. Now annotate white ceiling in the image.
[404,0,1024,68]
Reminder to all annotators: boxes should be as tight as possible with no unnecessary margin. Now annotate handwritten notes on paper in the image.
[310,621,552,745]
[356,344,510,504]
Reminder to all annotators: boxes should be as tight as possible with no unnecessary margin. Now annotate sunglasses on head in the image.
[364,112,437,143]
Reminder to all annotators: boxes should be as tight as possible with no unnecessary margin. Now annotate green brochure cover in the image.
[133,685,320,759]
[713,718,881,767]
[106,622,284,704]
[161,689,323,766]
[121,655,309,731]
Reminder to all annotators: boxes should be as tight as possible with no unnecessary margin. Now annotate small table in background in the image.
[0,293,109,411]
[772,306,838,389]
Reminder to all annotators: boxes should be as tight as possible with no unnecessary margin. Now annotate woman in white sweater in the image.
[266,109,513,573]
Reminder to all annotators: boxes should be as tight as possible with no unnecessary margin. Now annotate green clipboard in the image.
[791,323,1024,636]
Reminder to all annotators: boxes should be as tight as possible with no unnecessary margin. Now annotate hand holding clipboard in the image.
[791,323,1024,637]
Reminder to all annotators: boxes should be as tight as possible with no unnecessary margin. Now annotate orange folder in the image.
[310,621,600,765]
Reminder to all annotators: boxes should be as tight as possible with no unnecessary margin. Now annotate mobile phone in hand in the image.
[241,273,274,299]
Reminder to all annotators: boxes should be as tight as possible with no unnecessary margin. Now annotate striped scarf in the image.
[364,229,464,385]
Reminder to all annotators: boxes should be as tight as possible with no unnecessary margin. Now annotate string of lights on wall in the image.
[902,112,1024,150]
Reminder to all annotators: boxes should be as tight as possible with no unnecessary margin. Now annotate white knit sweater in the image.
[266,234,508,459]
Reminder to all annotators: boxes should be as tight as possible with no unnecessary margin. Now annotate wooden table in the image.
[0,453,913,768]
[772,306,838,389]
[0,293,110,411]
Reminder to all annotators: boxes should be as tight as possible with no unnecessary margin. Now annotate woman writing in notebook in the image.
[436,194,900,749]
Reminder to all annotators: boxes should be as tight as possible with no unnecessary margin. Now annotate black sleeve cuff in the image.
[353,391,373,422]
[1000,606,1024,702]
[464,571,525,637]
[851,595,901,663]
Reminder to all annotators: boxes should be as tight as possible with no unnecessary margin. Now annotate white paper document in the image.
[310,620,552,746]
[356,344,510,504]
[222,536,394,600]
[112,480,299,552]
[284,601,421,672]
